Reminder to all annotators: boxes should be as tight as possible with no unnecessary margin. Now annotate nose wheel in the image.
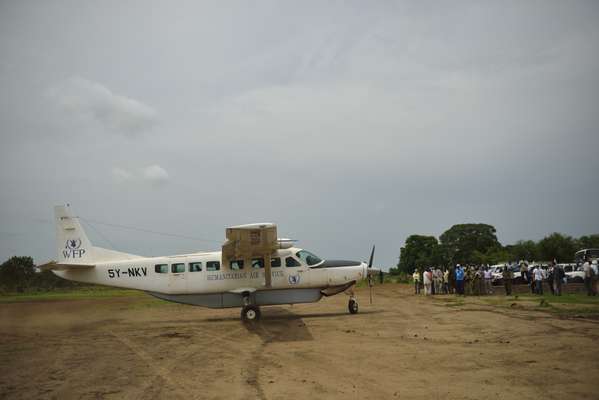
[241,304,261,321]
[348,298,359,314]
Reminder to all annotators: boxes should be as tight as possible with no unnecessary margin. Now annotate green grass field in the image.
[0,287,144,303]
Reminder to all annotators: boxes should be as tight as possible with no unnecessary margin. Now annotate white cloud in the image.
[111,167,133,183]
[112,165,169,185]
[142,165,169,184]
[48,77,157,135]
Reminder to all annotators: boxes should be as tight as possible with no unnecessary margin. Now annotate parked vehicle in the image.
[559,263,584,283]
[575,249,599,264]
[491,263,522,285]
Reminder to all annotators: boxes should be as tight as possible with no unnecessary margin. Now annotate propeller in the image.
[367,245,375,304]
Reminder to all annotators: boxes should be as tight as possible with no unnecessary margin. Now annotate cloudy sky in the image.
[1,1,598,268]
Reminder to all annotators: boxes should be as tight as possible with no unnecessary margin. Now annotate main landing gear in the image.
[241,292,261,322]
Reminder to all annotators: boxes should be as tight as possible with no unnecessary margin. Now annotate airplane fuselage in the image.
[54,247,367,308]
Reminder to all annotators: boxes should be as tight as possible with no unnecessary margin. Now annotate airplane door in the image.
[169,262,187,293]
[285,256,310,287]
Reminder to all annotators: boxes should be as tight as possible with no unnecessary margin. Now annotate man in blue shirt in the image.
[455,264,465,295]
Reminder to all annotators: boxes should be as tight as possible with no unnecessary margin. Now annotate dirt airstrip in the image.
[1,285,598,400]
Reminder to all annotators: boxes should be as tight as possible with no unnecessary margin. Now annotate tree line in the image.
[391,223,599,274]
[0,256,82,293]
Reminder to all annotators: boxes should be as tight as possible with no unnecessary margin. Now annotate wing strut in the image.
[264,252,272,288]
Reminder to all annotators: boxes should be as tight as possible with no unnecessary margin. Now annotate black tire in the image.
[241,305,261,321]
[348,299,359,314]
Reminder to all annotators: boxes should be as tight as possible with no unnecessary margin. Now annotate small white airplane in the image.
[41,205,379,321]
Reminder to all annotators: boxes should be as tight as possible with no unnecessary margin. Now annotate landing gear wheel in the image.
[348,299,359,314]
[241,305,261,322]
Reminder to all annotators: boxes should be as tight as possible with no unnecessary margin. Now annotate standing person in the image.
[553,263,564,296]
[434,268,443,295]
[423,268,432,296]
[478,267,486,295]
[443,268,449,294]
[448,265,456,294]
[484,267,493,294]
[473,267,481,296]
[593,261,599,295]
[412,269,421,295]
[455,264,465,295]
[547,263,555,295]
[520,261,528,285]
[534,265,544,295]
[582,258,596,296]
[503,265,513,295]
[464,266,472,296]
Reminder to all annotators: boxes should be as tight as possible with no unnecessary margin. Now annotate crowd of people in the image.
[411,257,598,297]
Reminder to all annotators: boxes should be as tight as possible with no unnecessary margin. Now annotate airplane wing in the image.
[38,261,95,271]
[222,223,278,288]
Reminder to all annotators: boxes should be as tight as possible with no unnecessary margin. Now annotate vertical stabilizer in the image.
[54,205,141,263]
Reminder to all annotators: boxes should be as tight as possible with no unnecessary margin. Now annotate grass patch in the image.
[0,287,144,303]
[514,293,599,305]
[477,293,599,317]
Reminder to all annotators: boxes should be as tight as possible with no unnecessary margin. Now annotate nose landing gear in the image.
[241,304,261,321]
[348,298,359,314]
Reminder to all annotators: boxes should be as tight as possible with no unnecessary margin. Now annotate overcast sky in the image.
[1,1,598,268]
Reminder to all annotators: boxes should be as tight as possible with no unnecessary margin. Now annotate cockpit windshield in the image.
[296,250,323,266]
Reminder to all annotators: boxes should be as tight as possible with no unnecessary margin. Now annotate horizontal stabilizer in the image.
[38,261,95,271]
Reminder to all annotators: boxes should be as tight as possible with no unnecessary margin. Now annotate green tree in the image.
[505,240,538,262]
[0,256,36,292]
[397,235,440,273]
[575,234,599,250]
[439,223,500,265]
[537,233,576,262]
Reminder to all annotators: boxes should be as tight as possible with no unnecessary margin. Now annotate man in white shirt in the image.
[534,266,544,295]
[423,268,432,296]
[433,268,443,295]
[443,268,450,294]
[412,269,421,295]
[484,267,493,294]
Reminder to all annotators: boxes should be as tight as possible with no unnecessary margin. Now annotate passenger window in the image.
[171,263,185,273]
[252,258,264,269]
[285,257,300,267]
[189,262,202,272]
[206,261,220,271]
[155,264,168,273]
[271,257,281,268]
[230,260,244,270]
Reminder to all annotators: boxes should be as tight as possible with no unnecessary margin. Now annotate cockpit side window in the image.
[296,250,323,266]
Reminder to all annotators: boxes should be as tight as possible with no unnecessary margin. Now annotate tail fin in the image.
[55,205,142,263]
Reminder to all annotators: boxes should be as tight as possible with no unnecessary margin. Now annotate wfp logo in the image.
[288,275,300,285]
[63,239,86,258]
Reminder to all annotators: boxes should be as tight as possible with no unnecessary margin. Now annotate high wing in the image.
[222,223,278,288]
[38,261,95,271]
